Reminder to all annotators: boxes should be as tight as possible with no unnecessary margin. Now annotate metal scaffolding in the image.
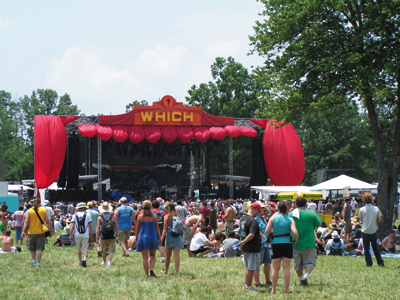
[97,137,102,201]
[229,136,233,199]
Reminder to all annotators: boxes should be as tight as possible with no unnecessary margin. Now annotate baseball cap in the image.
[120,197,128,203]
[250,202,262,211]
[43,200,49,205]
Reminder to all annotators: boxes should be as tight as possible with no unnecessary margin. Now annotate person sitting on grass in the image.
[222,230,240,258]
[326,231,344,255]
[127,229,136,251]
[0,230,18,253]
[381,229,396,253]
[207,232,225,257]
[189,226,214,258]
[316,232,326,255]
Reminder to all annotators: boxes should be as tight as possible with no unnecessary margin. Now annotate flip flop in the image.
[160,270,167,275]
[265,281,272,285]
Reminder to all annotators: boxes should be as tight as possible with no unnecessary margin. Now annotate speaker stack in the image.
[250,137,268,187]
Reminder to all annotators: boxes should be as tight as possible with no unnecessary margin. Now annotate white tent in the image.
[311,175,377,190]
[251,185,312,200]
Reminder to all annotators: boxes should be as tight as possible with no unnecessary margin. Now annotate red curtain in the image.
[260,120,305,186]
[34,116,80,189]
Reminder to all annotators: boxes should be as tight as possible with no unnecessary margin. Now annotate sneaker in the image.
[107,262,112,266]
[379,263,385,267]
[81,260,87,268]
[128,248,134,252]
[31,261,37,267]
[243,285,259,292]
[36,263,41,268]
[161,257,165,263]
[101,262,106,266]
[300,277,308,286]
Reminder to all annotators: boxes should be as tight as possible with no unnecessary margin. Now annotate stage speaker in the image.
[218,183,228,200]
[250,137,268,186]
[67,134,80,189]
[57,153,67,188]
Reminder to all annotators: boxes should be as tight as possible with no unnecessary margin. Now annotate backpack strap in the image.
[34,208,45,225]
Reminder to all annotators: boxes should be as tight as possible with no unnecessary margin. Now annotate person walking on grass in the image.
[70,202,93,267]
[96,202,118,266]
[160,203,183,275]
[21,197,53,267]
[288,196,321,286]
[239,202,262,292]
[115,197,135,257]
[87,202,100,256]
[266,201,298,294]
[136,200,161,277]
[358,193,384,267]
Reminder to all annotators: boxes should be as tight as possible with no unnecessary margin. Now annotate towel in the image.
[292,208,300,219]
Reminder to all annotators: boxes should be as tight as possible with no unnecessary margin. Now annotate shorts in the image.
[344,221,352,233]
[293,248,317,271]
[260,247,272,264]
[100,239,116,255]
[271,243,293,259]
[75,237,89,254]
[243,252,261,271]
[182,225,192,245]
[118,230,131,241]
[225,221,235,232]
[191,245,214,256]
[28,234,46,252]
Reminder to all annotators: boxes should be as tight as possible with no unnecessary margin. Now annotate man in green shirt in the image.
[288,196,322,286]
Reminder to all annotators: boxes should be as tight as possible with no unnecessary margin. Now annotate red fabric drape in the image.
[193,127,210,142]
[97,126,113,140]
[78,124,98,137]
[209,127,226,140]
[34,116,80,189]
[144,126,162,143]
[176,127,194,143]
[261,120,305,186]
[161,126,178,143]
[128,126,145,143]
[224,126,241,137]
[112,126,129,142]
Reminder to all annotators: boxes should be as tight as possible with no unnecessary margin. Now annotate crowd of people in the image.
[1,193,399,293]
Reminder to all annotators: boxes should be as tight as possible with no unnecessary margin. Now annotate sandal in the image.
[160,270,167,275]
[285,291,293,294]
[265,281,272,285]
[255,283,265,288]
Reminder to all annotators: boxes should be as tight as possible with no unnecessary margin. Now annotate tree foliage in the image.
[126,100,149,112]
[0,91,32,181]
[250,0,400,236]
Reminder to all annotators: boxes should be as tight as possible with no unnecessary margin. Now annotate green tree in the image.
[126,100,149,112]
[250,0,400,237]
[19,89,80,146]
[0,91,32,181]
[294,103,377,186]
[186,57,261,179]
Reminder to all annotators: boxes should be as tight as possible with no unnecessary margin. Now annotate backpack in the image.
[100,213,115,239]
[152,209,164,232]
[75,212,87,234]
[170,216,183,237]
[329,240,343,256]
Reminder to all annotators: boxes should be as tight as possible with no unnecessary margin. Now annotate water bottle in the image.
[269,245,273,257]
[232,243,240,250]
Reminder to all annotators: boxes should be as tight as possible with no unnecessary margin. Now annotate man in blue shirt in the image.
[325,232,344,255]
[115,197,135,257]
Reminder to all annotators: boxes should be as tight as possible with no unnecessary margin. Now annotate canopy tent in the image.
[311,175,377,190]
[7,184,32,192]
[300,192,322,200]
[276,192,299,200]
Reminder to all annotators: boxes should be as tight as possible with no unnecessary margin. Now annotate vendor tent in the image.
[311,175,377,190]
[251,185,311,200]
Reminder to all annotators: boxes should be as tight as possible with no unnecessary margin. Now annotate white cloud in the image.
[136,44,187,74]
[206,38,247,59]
[0,17,13,29]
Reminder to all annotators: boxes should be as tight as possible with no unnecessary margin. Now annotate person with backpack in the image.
[115,197,135,257]
[96,202,119,266]
[136,200,161,277]
[70,202,93,267]
[151,200,166,263]
[160,203,183,275]
[325,231,344,255]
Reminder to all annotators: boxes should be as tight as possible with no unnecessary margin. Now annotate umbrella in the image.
[267,201,277,206]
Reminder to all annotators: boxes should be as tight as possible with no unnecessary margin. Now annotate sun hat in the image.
[76,202,87,209]
[99,202,112,213]
[329,223,338,230]
[332,231,340,238]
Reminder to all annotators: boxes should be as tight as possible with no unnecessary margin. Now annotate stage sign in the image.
[133,95,201,126]
[98,95,234,127]
[358,189,371,196]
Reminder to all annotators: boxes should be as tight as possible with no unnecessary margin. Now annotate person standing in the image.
[96,202,118,266]
[288,196,321,286]
[70,202,93,267]
[222,202,236,233]
[0,204,8,234]
[87,202,100,256]
[136,200,161,277]
[115,197,135,257]
[21,197,53,267]
[343,199,352,240]
[266,201,298,294]
[13,205,24,245]
[209,201,218,233]
[358,193,384,267]
[239,202,262,292]
[160,203,183,275]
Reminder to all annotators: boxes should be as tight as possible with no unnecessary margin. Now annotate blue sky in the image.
[1,0,265,116]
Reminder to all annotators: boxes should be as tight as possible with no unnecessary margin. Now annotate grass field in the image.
[1,230,399,300]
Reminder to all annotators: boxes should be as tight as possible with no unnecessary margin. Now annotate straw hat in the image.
[329,223,338,230]
[99,201,112,213]
[76,202,87,209]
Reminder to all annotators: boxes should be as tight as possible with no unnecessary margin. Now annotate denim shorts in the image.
[260,247,272,264]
